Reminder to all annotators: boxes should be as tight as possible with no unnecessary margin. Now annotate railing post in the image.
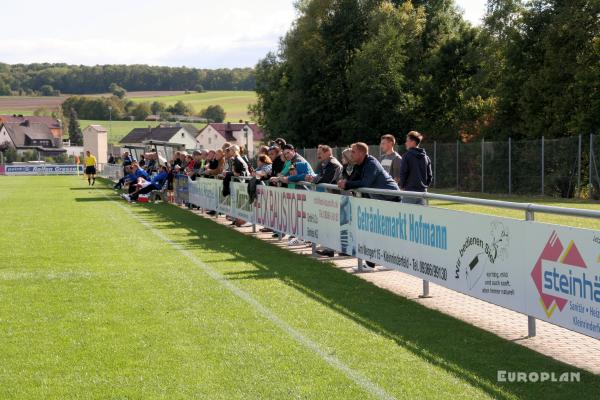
[526,208,536,337]
[419,195,432,298]
[508,137,512,195]
[355,191,365,273]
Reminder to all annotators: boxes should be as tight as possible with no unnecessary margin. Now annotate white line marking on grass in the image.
[110,198,396,400]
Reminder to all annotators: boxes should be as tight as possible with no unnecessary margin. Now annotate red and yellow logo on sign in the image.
[531,231,587,318]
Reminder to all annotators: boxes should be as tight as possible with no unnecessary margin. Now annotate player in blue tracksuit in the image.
[129,167,169,201]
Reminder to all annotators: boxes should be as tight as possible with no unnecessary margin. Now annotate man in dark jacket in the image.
[338,142,399,268]
[306,145,343,185]
[337,142,399,200]
[399,131,433,205]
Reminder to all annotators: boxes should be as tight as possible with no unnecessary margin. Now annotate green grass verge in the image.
[0,176,598,399]
[429,190,600,229]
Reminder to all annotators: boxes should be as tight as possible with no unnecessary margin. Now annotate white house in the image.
[196,122,265,155]
[83,124,108,164]
[119,125,198,150]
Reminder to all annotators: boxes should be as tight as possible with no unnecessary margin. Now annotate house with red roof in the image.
[0,115,63,139]
[196,122,265,155]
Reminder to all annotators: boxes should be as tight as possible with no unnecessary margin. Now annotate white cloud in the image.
[0,0,297,67]
[0,0,488,67]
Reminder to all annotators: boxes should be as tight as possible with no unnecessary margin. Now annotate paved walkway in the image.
[190,208,600,374]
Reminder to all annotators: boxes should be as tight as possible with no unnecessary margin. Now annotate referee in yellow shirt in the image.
[84,150,97,186]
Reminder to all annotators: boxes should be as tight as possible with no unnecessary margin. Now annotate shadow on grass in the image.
[74,197,114,202]
[110,193,600,400]
[69,187,107,191]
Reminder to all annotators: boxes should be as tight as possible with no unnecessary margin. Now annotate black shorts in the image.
[85,166,96,175]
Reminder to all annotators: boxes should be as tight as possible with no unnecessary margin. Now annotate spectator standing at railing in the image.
[139,154,146,168]
[379,134,402,184]
[108,153,115,164]
[254,155,272,179]
[267,145,285,178]
[305,145,342,186]
[337,142,399,268]
[340,148,357,181]
[230,145,250,176]
[337,143,398,199]
[205,149,224,177]
[399,131,433,205]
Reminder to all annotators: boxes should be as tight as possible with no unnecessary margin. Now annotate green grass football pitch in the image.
[0,176,599,399]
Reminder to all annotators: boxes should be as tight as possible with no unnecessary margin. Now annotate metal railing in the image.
[290,180,600,337]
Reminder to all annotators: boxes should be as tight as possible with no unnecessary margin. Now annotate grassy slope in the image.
[128,91,256,122]
[0,176,598,399]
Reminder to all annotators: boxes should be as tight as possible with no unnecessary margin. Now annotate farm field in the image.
[128,90,257,122]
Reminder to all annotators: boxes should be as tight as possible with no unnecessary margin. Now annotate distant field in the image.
[0,96,65,112]
[0,91,255,139]
[78,120,206,144]
[129,91,257,122]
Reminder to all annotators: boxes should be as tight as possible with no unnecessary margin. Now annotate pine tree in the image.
[68,108,83,146]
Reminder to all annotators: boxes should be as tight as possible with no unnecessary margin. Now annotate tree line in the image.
[0,63,256,95]
[251,0,600,146]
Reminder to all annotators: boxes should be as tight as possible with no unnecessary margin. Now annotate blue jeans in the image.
[402,196,425,205]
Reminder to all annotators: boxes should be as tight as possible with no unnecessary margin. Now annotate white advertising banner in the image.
[351,197,525,311]
[253,184,308,238]
[4,164,83,176]
[190,178,219,211]
[350,197,600,339]
[523,223,600,339]
[231,182,255,222]
[217,181,232,215]
[303,190,345,252]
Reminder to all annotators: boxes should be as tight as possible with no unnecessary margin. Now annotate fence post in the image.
[591,133,594,200]
[526,208,536,337]
[433,141,437,188]
[456,140,459,190]
[508,137,512,195]
[481,138,485,193]
[541,136,545,196]
[577,134,582,197]
[355,192,365,273]
[419,196,432,299]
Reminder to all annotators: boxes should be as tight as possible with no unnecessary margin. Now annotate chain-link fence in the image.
[298,135,600,199]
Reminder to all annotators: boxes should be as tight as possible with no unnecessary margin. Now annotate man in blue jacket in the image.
[337,142,399,268]
[128,166,169,202]
[125,163,151,194]
[337,142,399,200]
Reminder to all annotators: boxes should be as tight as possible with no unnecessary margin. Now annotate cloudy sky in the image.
[0,0,487,68]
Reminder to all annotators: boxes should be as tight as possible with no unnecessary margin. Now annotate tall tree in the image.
[68,108,83,146]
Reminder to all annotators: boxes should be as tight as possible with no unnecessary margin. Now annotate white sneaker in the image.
[288,237,305,246]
